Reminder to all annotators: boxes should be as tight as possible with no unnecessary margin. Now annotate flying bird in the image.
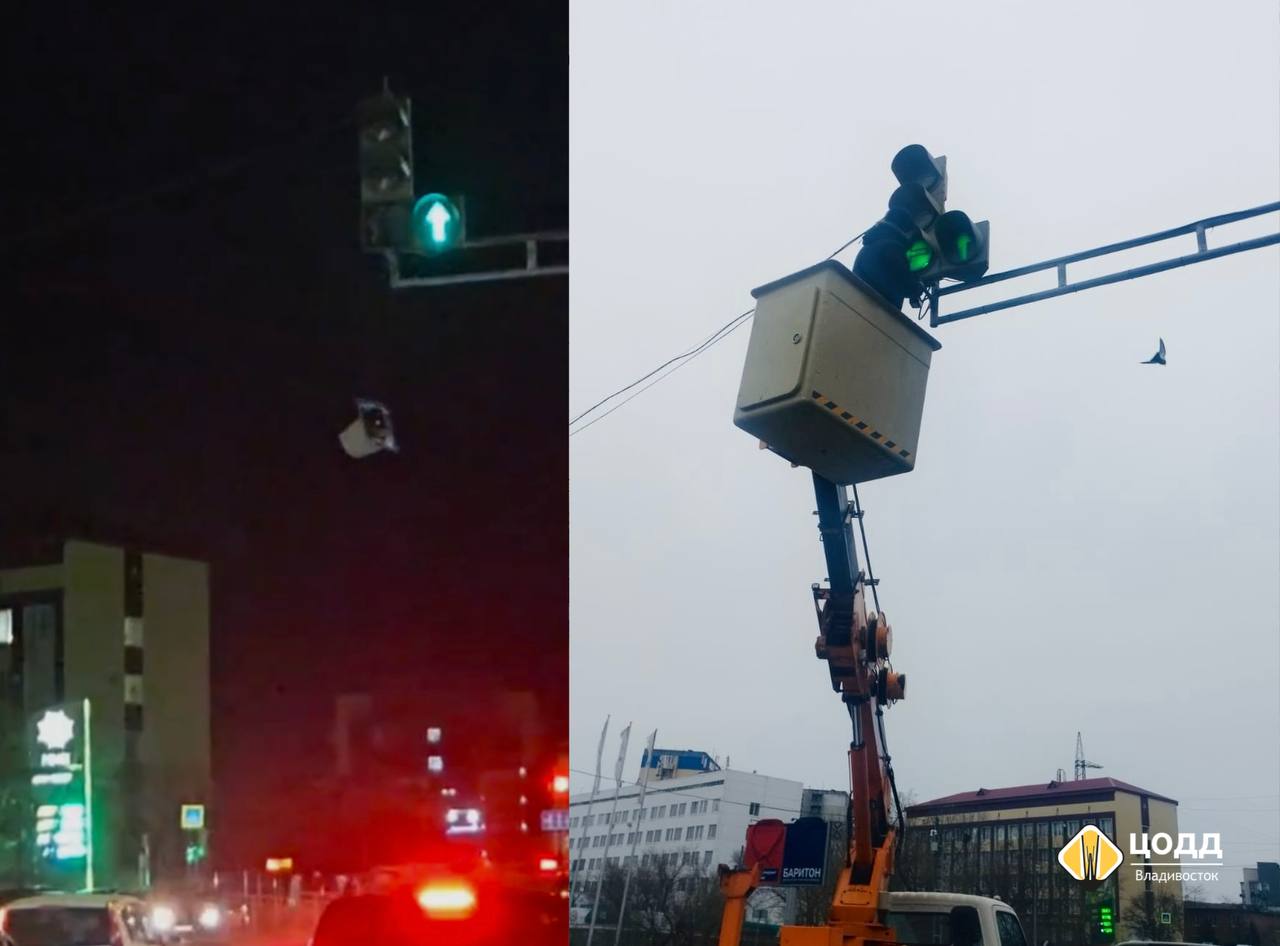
[1141,338,1166,365]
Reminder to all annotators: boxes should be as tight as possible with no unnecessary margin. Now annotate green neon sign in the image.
[29,701,94,888]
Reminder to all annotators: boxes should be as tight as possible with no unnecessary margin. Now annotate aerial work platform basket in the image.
[733,261,942,485]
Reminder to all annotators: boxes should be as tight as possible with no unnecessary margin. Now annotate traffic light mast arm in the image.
[384,229,568,289]
[928,200,1280,327]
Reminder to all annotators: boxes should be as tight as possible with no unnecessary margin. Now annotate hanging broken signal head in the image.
[339,398,399,458]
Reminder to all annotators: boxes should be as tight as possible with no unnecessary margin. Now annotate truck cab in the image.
[882,892,1027,946]
[778,892,1027,946]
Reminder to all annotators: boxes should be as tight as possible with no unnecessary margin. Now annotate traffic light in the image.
[358,92,414,251]
[853,144,989,312]
[920,210,990,284]
[410,193,465,254]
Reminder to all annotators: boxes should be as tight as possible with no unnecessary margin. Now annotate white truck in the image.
[879,892,1029,946]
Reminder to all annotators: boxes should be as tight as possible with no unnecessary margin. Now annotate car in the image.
[309,859,564,946]
[0,890,54,909]
[0,892,164,946]
[140,887,232,943]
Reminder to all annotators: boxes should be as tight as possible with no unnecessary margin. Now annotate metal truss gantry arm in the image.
[385,229,568,289]
[929,201,1280,326]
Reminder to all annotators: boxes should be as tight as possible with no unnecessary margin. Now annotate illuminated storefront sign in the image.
[28,701,94,887]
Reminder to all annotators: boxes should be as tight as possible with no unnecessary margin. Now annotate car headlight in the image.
[198,905,221,930]
[150,905,177,933]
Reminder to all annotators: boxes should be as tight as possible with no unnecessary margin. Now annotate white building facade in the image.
[568,761,804,883]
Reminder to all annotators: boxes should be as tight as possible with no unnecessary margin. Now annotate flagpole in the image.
[586,722,630,946]
[613,729,657,946]
[570,715,610,917]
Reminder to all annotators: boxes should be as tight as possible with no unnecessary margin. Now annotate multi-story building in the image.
[1242,861,1280,910]
[0,538,210,890]
[568,750,803,885]
[801,787,848,822]
[905,777,1182,946]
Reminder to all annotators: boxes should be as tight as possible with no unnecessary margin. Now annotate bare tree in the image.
[593,852,724,946]
[1120,890,1184,941]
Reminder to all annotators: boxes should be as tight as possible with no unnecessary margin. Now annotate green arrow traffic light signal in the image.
[906,239,934,273]
[411,193,464,253]
[922,211,990,282]
[853,144,990,312]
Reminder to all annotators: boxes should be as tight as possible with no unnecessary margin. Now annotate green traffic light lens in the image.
[905,240,933,272]
[954,233,972,262]
[411,193,462,252]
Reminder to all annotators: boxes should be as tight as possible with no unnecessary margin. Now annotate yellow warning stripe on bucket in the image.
[811,391,911,461]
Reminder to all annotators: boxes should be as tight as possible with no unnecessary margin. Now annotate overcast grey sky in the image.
[569,1,1279,899]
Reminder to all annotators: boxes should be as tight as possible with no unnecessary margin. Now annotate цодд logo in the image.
[1057,824,1123,885]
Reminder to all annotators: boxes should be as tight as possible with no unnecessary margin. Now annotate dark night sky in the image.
[1,4,566,862]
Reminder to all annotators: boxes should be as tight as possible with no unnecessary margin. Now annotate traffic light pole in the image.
[383,229,568,289]
[928,200,1280,326]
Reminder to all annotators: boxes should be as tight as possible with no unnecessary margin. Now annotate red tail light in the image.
[416,881,477,920]
[538,857,559,873]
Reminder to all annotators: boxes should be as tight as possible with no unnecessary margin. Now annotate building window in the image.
[704,851,713,866]
[713,799,720,812]
[749,802,760,816]
[123,616,144,647]
[123,675,144,705]
[708,824,717,839]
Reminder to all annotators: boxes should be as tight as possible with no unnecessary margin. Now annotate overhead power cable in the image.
[569,230,867,435]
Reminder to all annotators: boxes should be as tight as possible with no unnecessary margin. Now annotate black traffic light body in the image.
[853,144,989,312]
[358,93,414,251]
[919,211,990,284]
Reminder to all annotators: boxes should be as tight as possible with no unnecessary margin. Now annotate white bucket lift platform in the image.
[733,261,942,485]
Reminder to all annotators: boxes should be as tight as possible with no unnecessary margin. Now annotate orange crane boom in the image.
[718,474,906,946]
